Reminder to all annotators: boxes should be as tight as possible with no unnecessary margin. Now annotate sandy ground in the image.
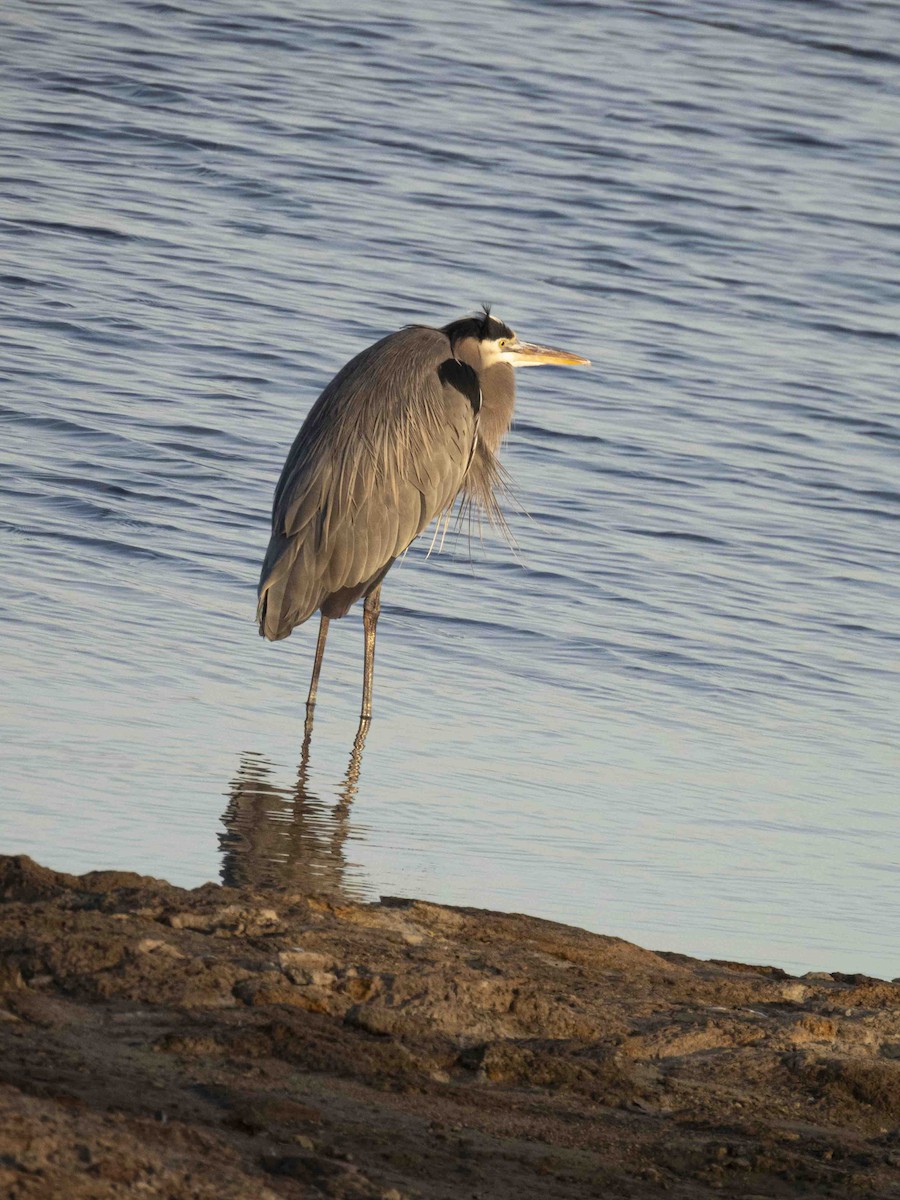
[0,853,898,1199]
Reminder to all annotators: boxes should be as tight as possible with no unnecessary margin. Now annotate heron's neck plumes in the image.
[456,360,516,542]
[477,362,516,454]
[452,340,517,452]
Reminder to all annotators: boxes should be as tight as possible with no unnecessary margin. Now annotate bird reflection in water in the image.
[219,723,370,897]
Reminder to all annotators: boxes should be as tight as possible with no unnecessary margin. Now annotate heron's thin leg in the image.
[306,614,330,715]
[360,584,382,722]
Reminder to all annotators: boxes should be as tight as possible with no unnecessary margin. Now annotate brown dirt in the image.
[1,853,899,1199]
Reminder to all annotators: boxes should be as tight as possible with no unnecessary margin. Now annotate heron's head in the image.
[443,307,590,372]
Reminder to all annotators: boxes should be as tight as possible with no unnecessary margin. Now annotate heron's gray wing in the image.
[257,327,478,639]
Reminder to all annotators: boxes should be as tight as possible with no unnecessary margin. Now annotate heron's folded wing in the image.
[258,327,478,635]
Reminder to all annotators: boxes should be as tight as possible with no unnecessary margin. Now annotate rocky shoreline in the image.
[1,853,898,1198]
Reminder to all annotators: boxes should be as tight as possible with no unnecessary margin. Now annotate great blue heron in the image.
[258,308,589,721]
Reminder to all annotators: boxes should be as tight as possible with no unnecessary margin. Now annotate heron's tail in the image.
[257,534,318,641]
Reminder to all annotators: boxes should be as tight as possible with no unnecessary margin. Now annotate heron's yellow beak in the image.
[506,340,591,367]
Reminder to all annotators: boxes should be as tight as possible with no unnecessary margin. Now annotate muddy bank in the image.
[1,854,898,1199]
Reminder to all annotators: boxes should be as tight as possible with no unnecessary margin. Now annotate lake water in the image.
[2,0,898,978]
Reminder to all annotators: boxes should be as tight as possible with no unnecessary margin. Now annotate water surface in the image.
[2,0,899,976]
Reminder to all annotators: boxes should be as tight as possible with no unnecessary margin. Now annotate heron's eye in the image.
[497,339,507,349]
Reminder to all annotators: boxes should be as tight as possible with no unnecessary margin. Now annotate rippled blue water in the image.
[2,0,898,977]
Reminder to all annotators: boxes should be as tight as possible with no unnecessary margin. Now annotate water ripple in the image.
[1,0,898,978]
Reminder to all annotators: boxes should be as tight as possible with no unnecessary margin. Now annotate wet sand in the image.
[1,853,898,1199]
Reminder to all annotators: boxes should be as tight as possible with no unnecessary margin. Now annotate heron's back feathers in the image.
[257,326,496,640]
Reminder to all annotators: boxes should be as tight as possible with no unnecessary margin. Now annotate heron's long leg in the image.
[360,584,382,721]
[306,614,330,714]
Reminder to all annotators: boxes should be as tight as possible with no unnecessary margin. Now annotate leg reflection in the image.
[340,717,370,806]
[220,722,372,897]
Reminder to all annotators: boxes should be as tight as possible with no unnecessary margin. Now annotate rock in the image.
[2,853,900,1199]
[278,948,338,986]
[779,982,811,1004]
[133,938,184,959]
